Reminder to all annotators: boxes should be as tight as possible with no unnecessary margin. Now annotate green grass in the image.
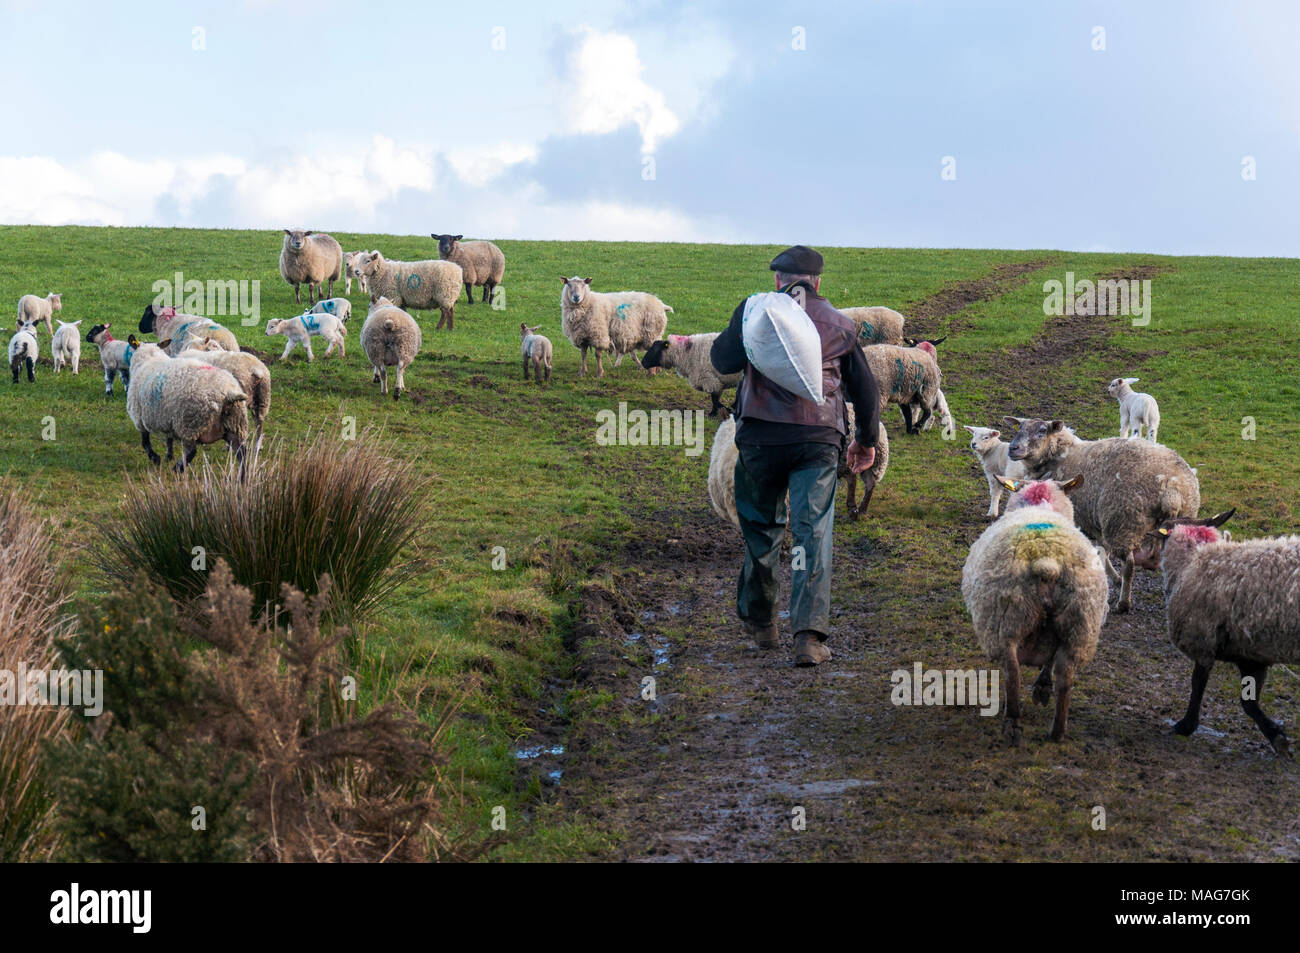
[3,225,1298,859]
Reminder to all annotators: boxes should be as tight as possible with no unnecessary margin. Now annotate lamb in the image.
[280,229,343,305]
[139,304,239,355]
[51,320,81,374]
[1005,416,1201,613]
[8,320,38,383]
[16,293,61,337]
[640,333,742,417]
[125,343,249,473]
[361,296,422,399]
[342,251,371,296]
[862,341,943,434]
[1107,377,1161,442]
[432,234,505,305]
[354,252,463,330]
[963,425,1028,517]
[520,323,552,385]
[707,403,889,526]
[962,476,1109,744]
[841,306,906,346]
[310,297,352,323]
[1153,513,1298,755]
[559,276,672,377]
[178,338,271,451]
[86,324,132,395]
[265,311,346,361]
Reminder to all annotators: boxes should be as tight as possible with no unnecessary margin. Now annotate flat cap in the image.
[769,244,823,275]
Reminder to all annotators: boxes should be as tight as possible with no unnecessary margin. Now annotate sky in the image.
[2,0,1298,255]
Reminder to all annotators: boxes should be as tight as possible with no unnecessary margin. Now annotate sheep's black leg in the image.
[464,283,474,304]
[24,357,34,382]
[1237,661,1290,755]
[1032,649,1056,706]
[900,403,916,434]
[141,432,161,465]
[709,393,722,417]
[1173,661,1212,736]
[485,281,496,305]
[523,358,530,381]
[121,369,130,389]
[11,356,20,384]
[165,437,175,461]
[1048,651,1074,741]
[104,368,115,394]
[174,443,198,473]
[914,406,932,432]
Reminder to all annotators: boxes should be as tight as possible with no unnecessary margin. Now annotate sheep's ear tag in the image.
[1157,526,1170,536]
[999,478,1022,492]
[1060,475,1084,493]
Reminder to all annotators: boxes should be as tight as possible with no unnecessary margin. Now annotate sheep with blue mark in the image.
[265,310,346,361]
[962,475,1110,745]
[353,251,463,330]
[139,303,239,355]
[86,324,133,394]
[559,276,672,377]
[179,336,272,451]
[310,297,352,323]
[125,342,249,474]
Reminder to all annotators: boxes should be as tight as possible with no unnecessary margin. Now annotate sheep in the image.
[432,234,505,305]
[962,424,1028,517]
[1152,513,1299,755]
[311,297,352,323]
[178,338,271,451]
[16,293,61,337]
[640,333,742,417]
[125,343,249,473]
[706,403,889,526]
[559,276,672,377]
[86,324,132,395]
[862,341,943,434]
[8,320,38,383]
[962,476,1109,744]
[1005,416,1201,613]
[842,306,906,346]
[342,251,371,296]
[520,323,552,385]
[361,295,422,399]
[265,311,346,362]
[139,304,239,355]
[354,252,463,330]
[1107,376,1161,442]
[51,320,81,374]
[280,229,343,305]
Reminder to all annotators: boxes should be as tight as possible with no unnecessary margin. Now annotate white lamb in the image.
[51,320,82,374]
[1107,377,1160,442]
[265,311,346,361]
[963,424,1027,517]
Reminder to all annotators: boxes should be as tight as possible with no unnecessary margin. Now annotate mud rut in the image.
[526,262,1299,862]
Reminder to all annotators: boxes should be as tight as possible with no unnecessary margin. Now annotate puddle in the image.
[640,610,657,622]
[547,770,563,784]
[515,744,565,760]
[768,778,877,797]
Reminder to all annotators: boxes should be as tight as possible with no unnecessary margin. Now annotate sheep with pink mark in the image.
[1146,511,1299,755]
[962,476,1110,745]
[640,332,742,417]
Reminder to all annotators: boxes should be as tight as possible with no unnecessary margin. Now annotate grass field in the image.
[2,225,1297,860]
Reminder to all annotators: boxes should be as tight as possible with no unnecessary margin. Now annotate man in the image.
[710,245,880,667]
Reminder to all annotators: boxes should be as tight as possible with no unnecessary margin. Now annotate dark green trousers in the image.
[734,442,840,639]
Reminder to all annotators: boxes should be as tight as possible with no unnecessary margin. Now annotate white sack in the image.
[741,291,824,405]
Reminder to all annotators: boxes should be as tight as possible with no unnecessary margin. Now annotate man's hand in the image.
[846,440,875,473]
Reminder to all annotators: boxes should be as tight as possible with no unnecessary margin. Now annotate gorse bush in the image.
[0,487,73,862]
[99,430,423,621]
[57,563,451,862]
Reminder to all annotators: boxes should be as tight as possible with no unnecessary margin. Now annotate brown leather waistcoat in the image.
[736,289,855,434]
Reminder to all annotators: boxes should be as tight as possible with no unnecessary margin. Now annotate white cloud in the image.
[560,26,681,154]
[444,142,539,187]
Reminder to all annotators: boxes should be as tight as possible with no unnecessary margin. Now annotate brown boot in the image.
[793,631,832,667]
[744,620,780,650]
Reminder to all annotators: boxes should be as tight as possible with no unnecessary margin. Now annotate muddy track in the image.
[904,259,1053,338]
[537,262,1299,862]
